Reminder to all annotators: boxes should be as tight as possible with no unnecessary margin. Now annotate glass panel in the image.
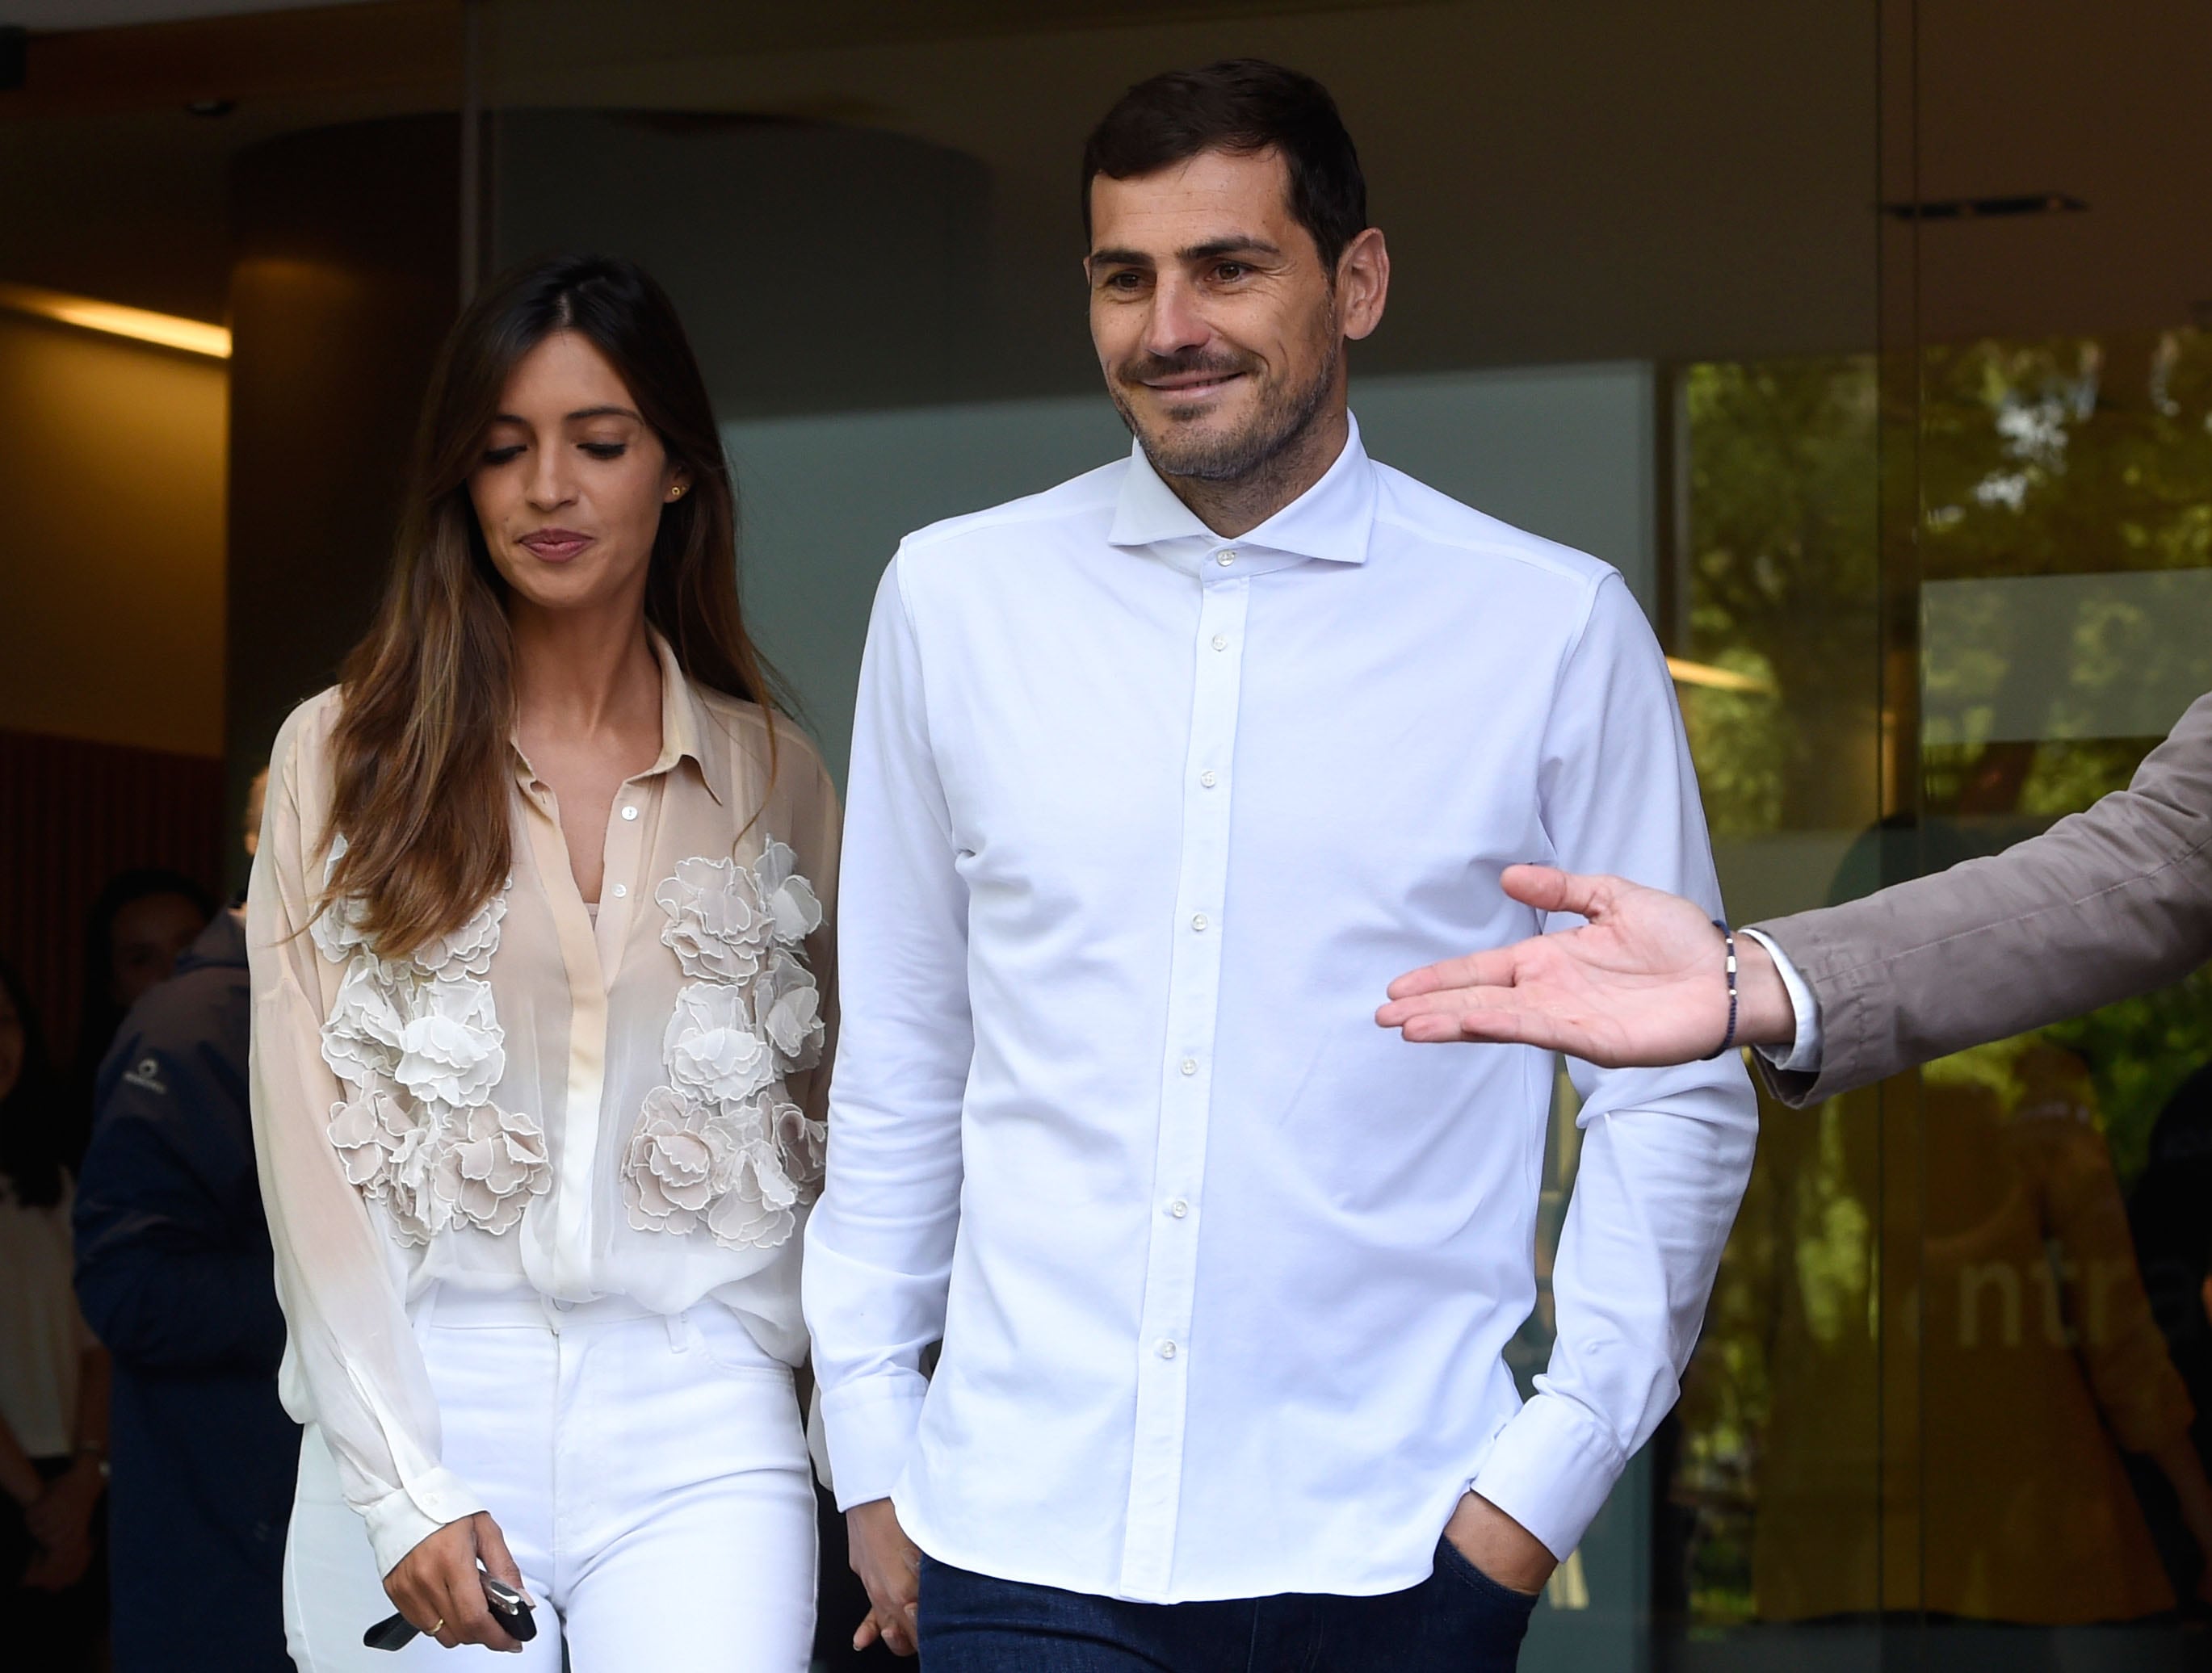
[1902,0,2212,1661]
[1901,326,2212,1666]
[1668,353,1889,1656]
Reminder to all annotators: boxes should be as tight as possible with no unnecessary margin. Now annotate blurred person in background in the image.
[68,870,216,1170]
[74,766,300,1671]
[0,955,110,1667]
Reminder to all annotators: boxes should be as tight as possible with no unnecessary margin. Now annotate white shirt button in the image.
[1168,1198,1190,1218]
[1199,770,1217,788]
[1180,1058,1198,1076]
[1191,913,1209,932]
[1215,551,1236,567]
[1156,1339,1178,1360]
[611,883,628,899]
[1211,635,1229,651]
[621,805,639,820]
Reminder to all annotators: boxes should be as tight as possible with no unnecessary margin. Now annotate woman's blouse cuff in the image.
[363,1467,486,1578]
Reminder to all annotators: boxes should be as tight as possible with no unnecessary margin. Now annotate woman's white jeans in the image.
[283,1286,817,1671]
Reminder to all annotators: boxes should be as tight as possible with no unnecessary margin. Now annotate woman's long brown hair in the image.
[322,254,786,959]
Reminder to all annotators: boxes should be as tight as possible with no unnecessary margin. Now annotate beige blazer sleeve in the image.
[1752,692,2212,1106]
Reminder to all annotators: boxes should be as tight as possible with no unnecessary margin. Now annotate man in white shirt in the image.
[804,58,1757,1671]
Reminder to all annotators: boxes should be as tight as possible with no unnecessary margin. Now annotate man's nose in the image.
[1141,275,1210,360]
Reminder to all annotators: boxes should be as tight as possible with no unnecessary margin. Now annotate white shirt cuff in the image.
[1740,927,1822,1074]
[1468,1390,1628,1562]
[821,1371,929,1512]
[362,1466,484,1577]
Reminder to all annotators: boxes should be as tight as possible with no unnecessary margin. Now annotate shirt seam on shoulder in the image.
[897,480,1123,555]
[1369,508,1613,587]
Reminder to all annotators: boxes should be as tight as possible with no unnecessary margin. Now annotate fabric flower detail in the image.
[311,834,372,966]
[622,1087,738,1235]
[325,1088,446,1245]
[706,1135,800,1251]
[327,1087,418,1189]
[751,839,824,946]
[393,977,506,1110]
[379,1140,449,1245]
[321,963,409,1088]
[446,1102,551,1233]
[664,983,774,1107]
[656,856,769,982]
[755,950,825,1073]
[312,891,376,968]
[770,1095,828,1191]
[413,885,509,980]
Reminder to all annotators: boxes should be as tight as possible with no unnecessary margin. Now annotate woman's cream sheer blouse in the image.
[247,639,840,1574]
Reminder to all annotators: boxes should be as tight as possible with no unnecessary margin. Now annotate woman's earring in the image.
[668,484,686,501]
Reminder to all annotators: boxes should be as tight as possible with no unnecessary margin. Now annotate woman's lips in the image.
[518,530,593,561]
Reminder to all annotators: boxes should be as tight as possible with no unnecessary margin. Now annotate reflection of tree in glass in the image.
[1922,331,2212,586]
[1680,358,1878,836]
[1673,333,2212,1627]
[1914,332,2212,1186]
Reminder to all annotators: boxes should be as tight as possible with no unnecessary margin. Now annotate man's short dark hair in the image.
[1081,58,1368,273]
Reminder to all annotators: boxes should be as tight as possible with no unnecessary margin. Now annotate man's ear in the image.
[1337,227,1390,342]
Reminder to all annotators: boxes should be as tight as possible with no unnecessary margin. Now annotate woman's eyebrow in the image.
[486,405,643,424]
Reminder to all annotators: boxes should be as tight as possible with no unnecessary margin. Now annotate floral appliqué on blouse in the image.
[317,836,551,1244]
[624,837,828,1251]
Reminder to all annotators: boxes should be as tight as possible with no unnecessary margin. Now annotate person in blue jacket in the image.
[73,771,298,1671]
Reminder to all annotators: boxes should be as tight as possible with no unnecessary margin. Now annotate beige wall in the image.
[0,309,225,757]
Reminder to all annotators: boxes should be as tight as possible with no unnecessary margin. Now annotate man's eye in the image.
[1214,262,1248,282]
[481,444,525,465]
[1105,271,1144,291]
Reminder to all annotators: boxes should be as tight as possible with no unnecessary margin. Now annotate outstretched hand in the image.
[1375,865,1793,1067]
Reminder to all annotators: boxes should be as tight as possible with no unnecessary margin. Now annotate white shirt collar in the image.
[1106,410,1377,568]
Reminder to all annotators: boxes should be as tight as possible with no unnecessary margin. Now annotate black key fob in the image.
[484,1575,539,1643]
[363,1612,419,1651]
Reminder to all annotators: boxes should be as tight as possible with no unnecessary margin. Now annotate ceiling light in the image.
[0,281,230,358]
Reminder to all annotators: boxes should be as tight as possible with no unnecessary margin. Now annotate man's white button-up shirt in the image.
[804,417,1757,1604]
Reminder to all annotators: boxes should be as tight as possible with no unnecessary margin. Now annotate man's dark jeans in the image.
[917,1537,1540,1671]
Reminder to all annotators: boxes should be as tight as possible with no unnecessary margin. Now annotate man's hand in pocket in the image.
[1443,1492,1555,1595]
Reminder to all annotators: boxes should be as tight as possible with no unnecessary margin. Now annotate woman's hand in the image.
[23,1454,103,1551]
[384,1512,528,1652]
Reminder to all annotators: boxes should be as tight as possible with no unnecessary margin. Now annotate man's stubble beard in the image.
[1110,329,1342,490]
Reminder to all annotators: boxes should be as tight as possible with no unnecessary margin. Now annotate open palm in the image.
[1375,866,1736,1067]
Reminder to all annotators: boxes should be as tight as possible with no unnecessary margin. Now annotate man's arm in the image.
[1460,577,1758,1566]
[1757,694,2212,1101]
[800,557,971,1657]
[1381,693,2212,1102]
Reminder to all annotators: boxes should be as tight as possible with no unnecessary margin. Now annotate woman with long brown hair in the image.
[248,255,838,1668]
